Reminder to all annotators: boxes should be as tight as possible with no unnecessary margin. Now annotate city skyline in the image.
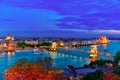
[0,0,120,37]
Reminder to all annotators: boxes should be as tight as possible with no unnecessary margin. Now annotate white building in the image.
[25,40,39,45]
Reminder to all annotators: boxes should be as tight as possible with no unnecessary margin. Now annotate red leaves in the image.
[4,64,62,80]
[103,72,120,80]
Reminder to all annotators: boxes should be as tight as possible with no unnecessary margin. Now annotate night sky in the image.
[0,0,120,37]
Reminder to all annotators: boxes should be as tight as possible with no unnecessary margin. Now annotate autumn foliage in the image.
[103,71,120,80]
[4,57,65,80]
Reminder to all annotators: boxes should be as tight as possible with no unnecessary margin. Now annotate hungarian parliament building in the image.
[0,34,16,51]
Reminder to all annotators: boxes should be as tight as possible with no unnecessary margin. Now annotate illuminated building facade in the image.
[4,34,16,51]
[25,40,39,45]
[71,41,78,46]
[96,35,110,44]
[5,34,14,41]
[58,41,65,47]
[0,39,4,50]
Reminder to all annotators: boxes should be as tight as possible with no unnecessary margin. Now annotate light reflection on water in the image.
[0,40,120,79]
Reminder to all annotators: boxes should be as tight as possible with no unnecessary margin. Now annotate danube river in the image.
[0,40,120,79]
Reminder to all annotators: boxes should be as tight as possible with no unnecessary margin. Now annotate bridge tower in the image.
[90,45,98,58]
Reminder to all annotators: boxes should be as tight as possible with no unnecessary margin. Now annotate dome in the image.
[5,34,11,40]
[5,34,14,41]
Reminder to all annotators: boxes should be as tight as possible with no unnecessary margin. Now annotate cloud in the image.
[58,29,120,34]
[3,0,119,15]
[1,0,120,35]
[55,16,120,30]
[1,19,14,23]
[92,30,120,34]
[0,4,62,31]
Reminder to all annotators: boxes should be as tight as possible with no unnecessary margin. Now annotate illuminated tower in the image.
[51,42,57,51]
[11,36,14,41]
[90,45,98,58]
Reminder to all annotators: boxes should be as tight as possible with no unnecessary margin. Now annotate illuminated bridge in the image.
[57,47,113,57]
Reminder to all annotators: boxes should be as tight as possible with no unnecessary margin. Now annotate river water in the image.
[0,40,120,79]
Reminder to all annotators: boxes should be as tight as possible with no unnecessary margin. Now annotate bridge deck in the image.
[57,47,113,57]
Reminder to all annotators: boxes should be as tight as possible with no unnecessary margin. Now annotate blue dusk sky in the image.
[0,0,120,37]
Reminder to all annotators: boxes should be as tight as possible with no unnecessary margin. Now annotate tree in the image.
[44,57,53,68]
[89,59,113,66]
[17,42,26,49]
[15,58,28,66]
[4,57,64,80]
[82,70,104,80]
[115,66,120,75]
[36,44,41,47]
[114,51,120,64]
[17,42,37,48]
[103,72,120,80]
[40,42,52,46]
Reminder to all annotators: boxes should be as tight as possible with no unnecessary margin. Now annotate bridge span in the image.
[57,47,113,57]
